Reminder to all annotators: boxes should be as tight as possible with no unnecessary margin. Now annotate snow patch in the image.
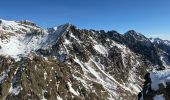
[67,82,79,96]
[153,94,165,100]
[90,58,134,94]
[41,90,48,100]
[94,44,108,55]
[0,20,48,61]
[44,71,47,80]
[160,54,170,68]
[64,39,70,44]
[0,19,31,33]
[57,95,63,100]
[0,36,25,60]
[150,69,170,91]
[0,72,8,84]
[9,85,21,95]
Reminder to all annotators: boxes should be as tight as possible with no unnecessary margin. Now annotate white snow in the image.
[41,90,48,100]
[127,67,142,93]
[0,19,31,33]
[129,83,141,93]
[42,97,47,100]
[0,36,25,60]
[74,57,88,72]
[94,44,108,55]
[9,85,21,95]
[0,19,48,61]
[70,33,78,41]
[85,61,101,80]
[0,72,7,83]
[160,54,170,68]
[8,67,21,95]
[35,65,37,70]
[57,95,63,100]
[67,82,79,96]
[150,69,170,91]
[73,56,135,98]
[53,27,58,30]
[164,41,170,46]
[90,58,135,93]
[0,20,68,61]
[41,24,71,50]
[153,94,165,100]
[64,39,70,44]
[44,71,47,80]
[150,38,154,43]
[151,38,170,46]
[72,75,89,90]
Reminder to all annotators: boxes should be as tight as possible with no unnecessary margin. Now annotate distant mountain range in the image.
[0,19,170,100]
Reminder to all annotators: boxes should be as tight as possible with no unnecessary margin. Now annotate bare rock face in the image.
[0,19,169,100]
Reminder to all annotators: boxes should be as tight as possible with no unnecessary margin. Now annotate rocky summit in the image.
[0,19,170,100]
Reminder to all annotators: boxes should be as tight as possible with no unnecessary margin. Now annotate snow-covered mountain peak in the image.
[0,19,49,60]
[150,38,170,46]
[0,19,170,100]
[124,30,150,42]
[0,19,44,36]
[124,30,140,37]
[0,20,73,61]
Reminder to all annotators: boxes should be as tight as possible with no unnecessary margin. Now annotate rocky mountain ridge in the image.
[0,19,169,100]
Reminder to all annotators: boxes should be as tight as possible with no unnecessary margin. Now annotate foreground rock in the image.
[138,69,170,100]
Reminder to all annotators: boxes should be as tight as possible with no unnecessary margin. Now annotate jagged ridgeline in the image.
[0,19,170,100]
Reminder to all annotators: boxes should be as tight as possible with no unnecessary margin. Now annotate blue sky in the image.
[0,0,170,40]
